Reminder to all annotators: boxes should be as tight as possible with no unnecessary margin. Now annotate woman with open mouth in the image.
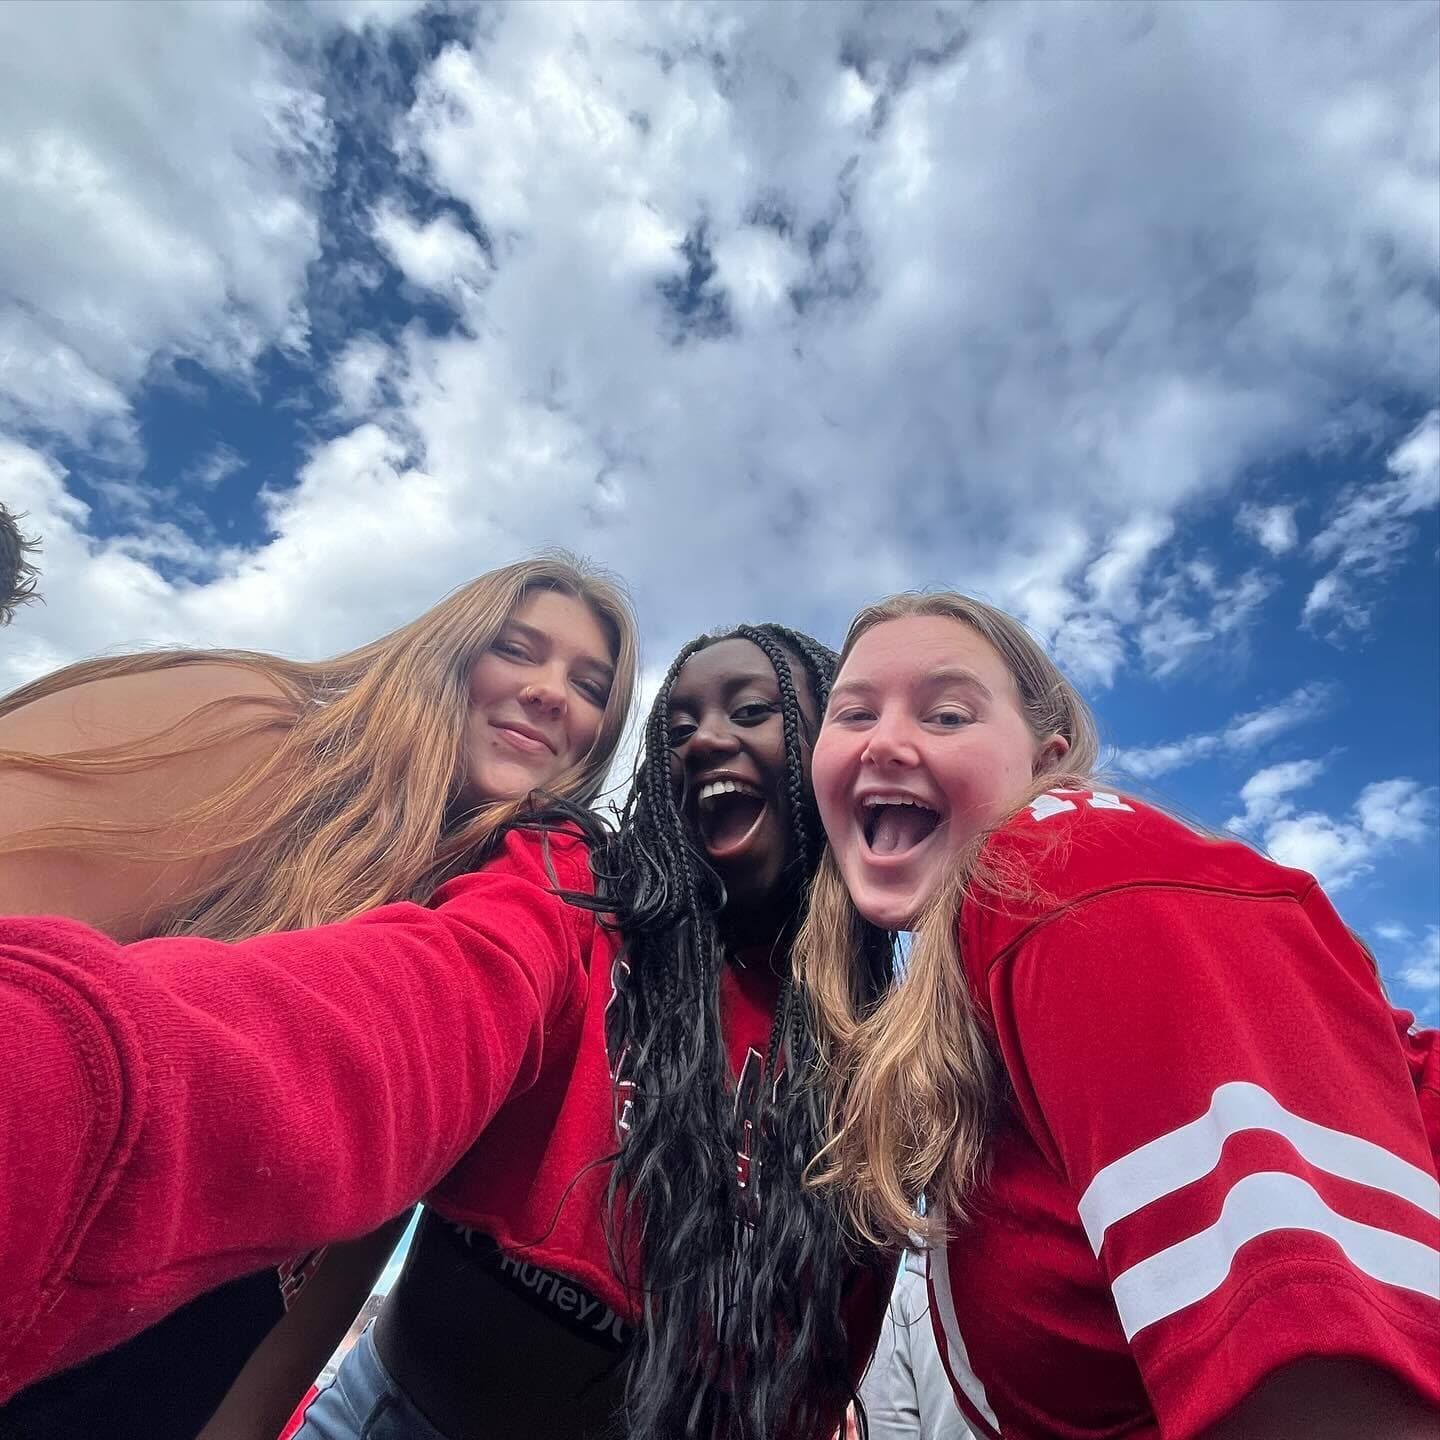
[798,591,1439,1440]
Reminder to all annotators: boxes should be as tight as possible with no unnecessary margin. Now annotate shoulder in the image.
[439,822,600,904]
[963,789,1313,966]
[0,661,293,757]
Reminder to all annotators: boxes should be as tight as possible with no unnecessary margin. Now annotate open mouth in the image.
[695,778,769,859]
[860,794,942,859]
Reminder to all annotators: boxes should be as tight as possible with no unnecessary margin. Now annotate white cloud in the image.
[1236,502,1299,556]
[1394,924,1439,995]
[1227,757,1329,831]
[1224,681,1335,749]
[1355,777,1435,843]
[1111,733,1221,781]
[1243,774,1436,892]
[330,335,394,420]
[1113,681,1334,779]
[2,0,1437,722]
[1263,810,1381,891]
[0,2,338,453]
[372,203,492,308]
[1304,409,1440,637]
[1371,922,1440,1014]
[1137,562,1276,680]
[185,444,246,492]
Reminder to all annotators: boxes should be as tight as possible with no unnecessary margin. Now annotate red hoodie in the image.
[0,827,599,1402]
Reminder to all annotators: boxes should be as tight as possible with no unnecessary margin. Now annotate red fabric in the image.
[928,791,1440,1440]
[0,827,598,1403]
[277,1385,318,1439]
[0,822,889,1418]
[429,925,801,1320]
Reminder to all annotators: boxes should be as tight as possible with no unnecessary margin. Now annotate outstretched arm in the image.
[0,832,594,1403]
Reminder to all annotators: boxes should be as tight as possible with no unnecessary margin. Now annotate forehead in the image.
[509,588,615,662]
[670,636,815,708]
[842,615,1010,689]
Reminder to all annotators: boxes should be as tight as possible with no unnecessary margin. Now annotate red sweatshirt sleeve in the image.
[0,827,597,1401]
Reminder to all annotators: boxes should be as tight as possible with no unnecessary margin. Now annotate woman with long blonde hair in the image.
[0,553,637,1439]
[799,591,1439,1440]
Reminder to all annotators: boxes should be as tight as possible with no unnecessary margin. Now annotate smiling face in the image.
[461,587,617,803]
[812,615,1068,930]
[666,636,819,939]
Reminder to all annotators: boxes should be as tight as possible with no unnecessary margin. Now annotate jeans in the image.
[293,1324,451,1440]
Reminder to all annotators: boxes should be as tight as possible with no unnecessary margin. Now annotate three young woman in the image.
[0,554,636,1436]
[5,571,1434,1440]
[798,591,1440,1439]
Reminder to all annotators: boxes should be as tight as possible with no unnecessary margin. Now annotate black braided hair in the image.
[0,504,41,625]
[585,623,897,1440]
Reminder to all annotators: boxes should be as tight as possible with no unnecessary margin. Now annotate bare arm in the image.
[0,663,291,939]
[198,1214,416,1440]
[1203,1358,1439,1440]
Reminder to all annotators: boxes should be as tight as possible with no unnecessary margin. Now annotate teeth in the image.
[861,794,936,811]
[698,779,763,805]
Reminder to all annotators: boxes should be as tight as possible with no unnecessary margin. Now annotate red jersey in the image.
[927,791,1440,1440]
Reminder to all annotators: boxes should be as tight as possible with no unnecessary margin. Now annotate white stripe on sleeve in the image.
[1078,1081,1440,1254]
[928,1230,1001,1433]
[1110,1169,1440,1340]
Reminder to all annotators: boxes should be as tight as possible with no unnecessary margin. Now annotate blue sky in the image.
[1,0,1436,1017]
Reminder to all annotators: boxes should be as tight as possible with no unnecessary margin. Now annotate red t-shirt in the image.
[928,790,1440,1440]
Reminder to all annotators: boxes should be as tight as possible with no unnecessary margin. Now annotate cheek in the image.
[809,735,848,834]
[464,657,500,710]
[570,707,605,760]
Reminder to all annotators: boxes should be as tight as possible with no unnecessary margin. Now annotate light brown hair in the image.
[796,591,1100,1247]
[0,552,637,941]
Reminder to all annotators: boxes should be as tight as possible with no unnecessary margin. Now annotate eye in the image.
[667,720,697,747]
[493,639,529,661]
[732,700,779,724]
[828,706,874,726]
[929,709,972,728]
[575,676,609,706]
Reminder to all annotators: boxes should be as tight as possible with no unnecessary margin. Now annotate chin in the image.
[845,888,914,932]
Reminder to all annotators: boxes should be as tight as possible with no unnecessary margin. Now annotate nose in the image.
[686,708,741,761]
[521,663,568,719]
[860,710,919,769]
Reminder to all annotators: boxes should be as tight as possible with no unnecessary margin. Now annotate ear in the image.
[1034,733,1070,774]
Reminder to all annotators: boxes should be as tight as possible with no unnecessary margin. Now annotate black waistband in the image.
[374,1211,630,1439]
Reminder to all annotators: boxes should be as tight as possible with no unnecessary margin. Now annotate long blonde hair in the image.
[797,591,1100,1247]
[0,552,637,941]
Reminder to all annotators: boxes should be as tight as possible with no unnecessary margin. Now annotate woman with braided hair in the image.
[280,622,897,1440]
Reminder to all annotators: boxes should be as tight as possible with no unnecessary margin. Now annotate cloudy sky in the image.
[1,0,1436,1014]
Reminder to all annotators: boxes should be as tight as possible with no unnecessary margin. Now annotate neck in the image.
[721,909,794,969]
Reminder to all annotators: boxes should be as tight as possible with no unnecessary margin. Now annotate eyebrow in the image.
[667,670,779,712]
[828,667,994,704]
[923,667,994,701]
[505,619,615,682]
